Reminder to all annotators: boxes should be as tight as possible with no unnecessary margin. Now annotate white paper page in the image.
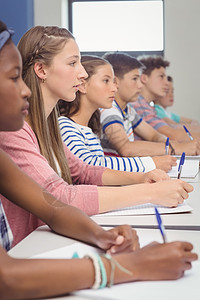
[174,155,200,160]
[93,201,192,217]
[168,158,199,178]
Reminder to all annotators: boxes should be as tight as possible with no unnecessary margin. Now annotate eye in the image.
[103,79,109,84]
[11,75,20,82]
[69,61,77,67]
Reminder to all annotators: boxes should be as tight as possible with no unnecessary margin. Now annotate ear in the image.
[78,79,88,94]
[140,74,148,84]
[34,62,47,81]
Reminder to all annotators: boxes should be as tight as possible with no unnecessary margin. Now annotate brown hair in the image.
[18,26,74,183]
[59,55,110,136]
[102,51,144,79]
[138,55,170,76]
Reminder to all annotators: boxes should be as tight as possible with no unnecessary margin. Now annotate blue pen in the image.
[154,207,167,243]
[165,137,169,155]
[177,152,185,179]
[183,125,193,140]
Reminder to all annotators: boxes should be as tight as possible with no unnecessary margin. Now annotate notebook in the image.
[168,158,199,178]
[94,201,192,217]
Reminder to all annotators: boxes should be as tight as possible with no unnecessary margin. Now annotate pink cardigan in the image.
[0,122,105,246]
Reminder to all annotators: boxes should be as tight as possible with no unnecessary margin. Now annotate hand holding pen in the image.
[154,207,167,243]
[177,152,185,179]
[183,125,193,140]
[165,137,169,155]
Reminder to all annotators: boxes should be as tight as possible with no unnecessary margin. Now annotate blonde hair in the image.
[18,26,73,183]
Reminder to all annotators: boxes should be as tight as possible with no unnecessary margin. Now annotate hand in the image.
[143,168,170,183]
[113,241,198,283]
[148,179,193,207]
[173,140,200,155]
[96,225,140,254]
[152,155,177,172]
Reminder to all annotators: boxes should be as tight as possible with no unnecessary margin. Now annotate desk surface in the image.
[92,181,200,230]
[9,225,200,300]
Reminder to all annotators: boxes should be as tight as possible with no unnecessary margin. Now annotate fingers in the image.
[107,226,139,254]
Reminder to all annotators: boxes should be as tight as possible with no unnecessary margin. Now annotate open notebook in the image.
[94,201,192,217]
[168,158,199,178]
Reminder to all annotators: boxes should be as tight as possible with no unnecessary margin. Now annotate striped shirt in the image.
[100,100,143,154]
[132,96,168,131]
[59,116,155,173]
[0,200,13,251]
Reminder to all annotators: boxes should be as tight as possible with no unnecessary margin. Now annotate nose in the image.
[79,63,88,80]
[137,78,143,89]
[21,80,31,99]
[112,81,118,93]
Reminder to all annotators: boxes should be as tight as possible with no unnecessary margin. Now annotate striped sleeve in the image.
[59,117,155,173]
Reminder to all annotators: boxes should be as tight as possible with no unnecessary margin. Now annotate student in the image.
[1,22,197,300]
[0,25,192,246]
[100,52,199,160]
[133,55,200,144]
[59,55,159,173]
[154,76,200,126]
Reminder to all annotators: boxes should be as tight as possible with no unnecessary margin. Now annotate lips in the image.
[21,102,29,116]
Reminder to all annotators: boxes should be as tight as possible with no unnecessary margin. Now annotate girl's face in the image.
[157,81,174,108]
[43,39,88,103]
[83,64,117,110]
[0,42,31,131]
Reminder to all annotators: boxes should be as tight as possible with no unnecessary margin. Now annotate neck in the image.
[71,95,96,127]
[140,87,155,103]
[115,94,127,110]
[41,84,58,118]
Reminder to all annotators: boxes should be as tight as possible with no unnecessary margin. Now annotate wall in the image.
[0,0,34,45]
[34,0,68,28]
[164,0,200,120]
[34,0,199,121]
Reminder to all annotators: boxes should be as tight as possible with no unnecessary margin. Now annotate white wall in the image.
[164,0,200,120]
[34,0,68,28]
[34,0,200,121]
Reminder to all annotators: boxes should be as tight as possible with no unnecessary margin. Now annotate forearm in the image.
[46,198,104,246]
[0,254,94,299]
[98,184,151,213]
[157,126,191,142]
[118,141,166,157]
[101,168,148,186]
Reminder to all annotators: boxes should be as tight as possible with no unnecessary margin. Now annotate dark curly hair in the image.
[138,55,170,76]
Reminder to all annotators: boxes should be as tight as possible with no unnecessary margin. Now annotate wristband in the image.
[169,142,175,155]
[102,253,133,287]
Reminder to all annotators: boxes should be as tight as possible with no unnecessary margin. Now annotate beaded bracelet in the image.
[84,253,107,289]
[102,253,133,287]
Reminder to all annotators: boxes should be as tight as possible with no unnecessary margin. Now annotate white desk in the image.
[9,225,200,300]
[92,182,200,230]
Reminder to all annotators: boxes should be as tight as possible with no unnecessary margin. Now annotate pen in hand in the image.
[165,137,169,155]
[154,207,167,243]
[177,152,185,179]
[183,125,193,140]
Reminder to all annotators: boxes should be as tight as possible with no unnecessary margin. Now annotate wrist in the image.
[169,142,175,155]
